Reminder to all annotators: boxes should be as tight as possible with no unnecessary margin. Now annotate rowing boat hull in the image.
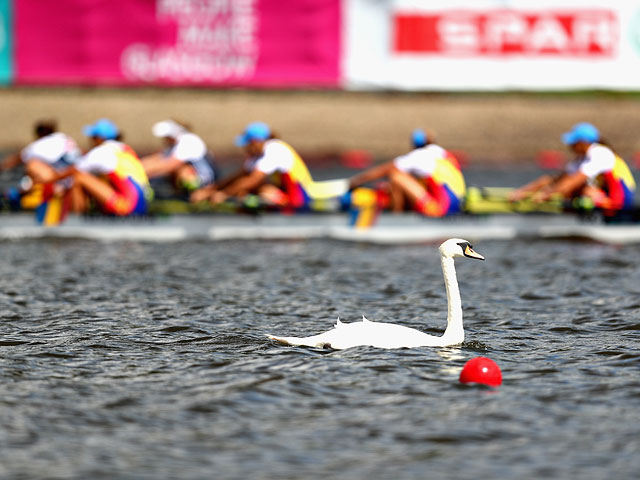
[2,211,640,244]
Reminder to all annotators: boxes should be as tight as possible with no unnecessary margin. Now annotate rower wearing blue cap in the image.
[49,119,152,216]
[561,122,600,145]
[83,118,120,140]
[235,122,272,147]
[348,128,465,216]
[412,129,428,149]
[191,121,348,210]
[509,122,635,211]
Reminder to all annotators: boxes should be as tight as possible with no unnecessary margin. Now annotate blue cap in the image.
[83,118,120,140]
[412,129,428,148]
[562,122,599,145]
[235,122,271,147]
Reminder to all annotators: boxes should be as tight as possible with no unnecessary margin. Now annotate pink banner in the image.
[15,0,340,87]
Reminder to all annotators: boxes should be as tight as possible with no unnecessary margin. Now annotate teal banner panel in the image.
[0,0,12,84]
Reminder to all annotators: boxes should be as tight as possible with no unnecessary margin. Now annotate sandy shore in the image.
[1,88,639,165]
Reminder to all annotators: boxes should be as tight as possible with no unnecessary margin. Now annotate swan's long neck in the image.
[441,256,464,344]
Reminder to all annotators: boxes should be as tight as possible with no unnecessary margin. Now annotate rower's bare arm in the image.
[349,162,394,189]
[191,168,252,202]
[224,170,267,198]
[139,152,164,165]
[547,172,588,199]
[215,168,247,190]
[0,153,21,171]
[143,156,183,178]
[47,166,77,183]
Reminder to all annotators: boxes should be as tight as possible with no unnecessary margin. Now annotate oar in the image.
[34,184,71,226]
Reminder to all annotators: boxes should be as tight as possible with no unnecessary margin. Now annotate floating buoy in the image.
[459,357,502,387]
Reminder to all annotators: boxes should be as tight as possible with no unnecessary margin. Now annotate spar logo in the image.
[394,10,618,57]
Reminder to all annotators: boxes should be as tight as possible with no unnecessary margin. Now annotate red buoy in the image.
[459,357,502,387]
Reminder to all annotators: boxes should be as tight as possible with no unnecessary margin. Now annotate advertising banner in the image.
[345,0,640,90]
[15,0,340,87]
[0,0,11,84]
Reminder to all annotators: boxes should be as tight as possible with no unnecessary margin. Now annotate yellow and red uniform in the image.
[567,143,635,210]
[251,139,347,209]
[394,144,466,216]
[76,141,152,215]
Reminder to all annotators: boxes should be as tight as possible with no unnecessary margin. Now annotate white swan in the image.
[267,238,484,349]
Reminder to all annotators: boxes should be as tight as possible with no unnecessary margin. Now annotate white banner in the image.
[343,0,640,90]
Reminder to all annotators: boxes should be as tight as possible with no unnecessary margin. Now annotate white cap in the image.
[152,120,185,138]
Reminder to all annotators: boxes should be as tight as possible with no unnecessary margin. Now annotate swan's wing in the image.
[267,316,445,350]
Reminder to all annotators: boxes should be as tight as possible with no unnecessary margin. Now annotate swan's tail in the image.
[266,334,297,345]
[266,334,327,348]
[267,318,344,348]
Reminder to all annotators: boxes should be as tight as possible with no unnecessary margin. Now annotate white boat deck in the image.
[2,211,640,244]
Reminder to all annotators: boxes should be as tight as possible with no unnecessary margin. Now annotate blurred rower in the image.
[55,119,152,216]
[0,119,81,181]
[348,129,466,216]
[141,120,217,197]
[196,122,344,211]
[509,122,635,211]
[0,120,81,208]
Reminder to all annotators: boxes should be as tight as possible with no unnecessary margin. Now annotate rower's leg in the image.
[389,169,449,216]
[257,184,288,206]
[69,180,88,213]
[389,168,425,201]
[72,171,137,215]
[73,171,116,205]
[25,160,58,184]
[388,180,407,212]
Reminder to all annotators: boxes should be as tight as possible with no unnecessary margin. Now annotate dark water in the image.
[1,238,639,479]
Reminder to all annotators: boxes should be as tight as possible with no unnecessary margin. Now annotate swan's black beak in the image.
[463,244,485,261]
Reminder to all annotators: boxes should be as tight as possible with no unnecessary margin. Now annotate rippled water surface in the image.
[1,238,639,479]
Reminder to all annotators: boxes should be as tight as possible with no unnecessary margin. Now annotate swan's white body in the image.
[267,238,484,350]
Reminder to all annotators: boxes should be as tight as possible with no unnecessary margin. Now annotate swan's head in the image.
[439,238,485,260]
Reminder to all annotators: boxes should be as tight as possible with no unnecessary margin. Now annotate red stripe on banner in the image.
[394,15,440,52]
[393,10,617,57]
